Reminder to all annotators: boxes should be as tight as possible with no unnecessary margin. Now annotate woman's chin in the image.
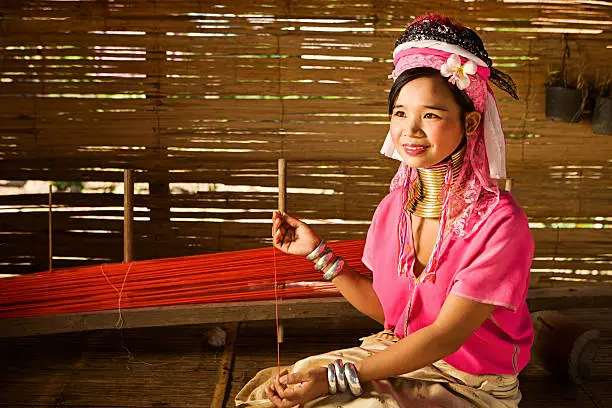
[400,155,435,169]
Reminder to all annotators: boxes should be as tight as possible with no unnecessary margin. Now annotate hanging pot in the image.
[592,96,612,135]
[545,86,584,123]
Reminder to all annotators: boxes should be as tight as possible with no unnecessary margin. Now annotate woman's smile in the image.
[402,143,430,156]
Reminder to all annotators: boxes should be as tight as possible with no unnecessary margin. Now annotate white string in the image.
[100,262,187,367]
[100,263,133,328]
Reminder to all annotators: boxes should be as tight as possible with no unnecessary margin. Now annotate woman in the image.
[236,14,534,408]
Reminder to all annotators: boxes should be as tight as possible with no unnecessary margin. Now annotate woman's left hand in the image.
[265,366,328,407]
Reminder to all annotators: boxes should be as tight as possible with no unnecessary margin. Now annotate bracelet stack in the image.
[326,359,363,397]
[306,240,345,281]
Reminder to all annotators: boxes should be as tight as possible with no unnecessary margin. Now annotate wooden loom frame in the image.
[3,160,611,339]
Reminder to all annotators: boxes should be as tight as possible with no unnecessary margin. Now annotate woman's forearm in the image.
[355,323,459,382]
[327,263,385,325]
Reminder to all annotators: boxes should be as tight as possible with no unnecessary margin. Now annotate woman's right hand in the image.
[272,211,321,257]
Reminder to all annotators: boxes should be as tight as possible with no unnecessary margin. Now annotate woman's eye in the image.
[393,110,406,118]
[423,112,439,119]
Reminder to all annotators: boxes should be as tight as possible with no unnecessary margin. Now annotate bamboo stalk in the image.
[278,158,286,214]
[505,178,513,193]
[277,158,286,344]
[48,183,53,271]
[124,169,134,262]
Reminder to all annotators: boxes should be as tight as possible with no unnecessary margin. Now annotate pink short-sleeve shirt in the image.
[362,189,534,375]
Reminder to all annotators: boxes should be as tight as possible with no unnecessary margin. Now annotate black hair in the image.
[388,67,476,126]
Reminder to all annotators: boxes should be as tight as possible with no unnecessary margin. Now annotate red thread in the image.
[273,245,281,374]
[0,240,370,319]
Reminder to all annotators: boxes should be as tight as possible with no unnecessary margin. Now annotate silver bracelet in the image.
[306,240,327,261]
[327,363,337,394]
[323,256,344,281]
[344,362,363,397]
[333,359,347,392]
[314,249,335,271]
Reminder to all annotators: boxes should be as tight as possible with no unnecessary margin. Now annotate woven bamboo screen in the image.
[0,0,610,286]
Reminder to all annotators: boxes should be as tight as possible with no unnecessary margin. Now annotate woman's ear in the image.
[465,111,482,135]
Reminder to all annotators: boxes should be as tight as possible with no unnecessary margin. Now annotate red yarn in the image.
[0,240,369,319]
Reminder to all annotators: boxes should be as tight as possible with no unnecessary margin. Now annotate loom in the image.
[0,161,608,394]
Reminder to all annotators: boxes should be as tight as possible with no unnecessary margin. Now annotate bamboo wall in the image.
[0,0,611,285]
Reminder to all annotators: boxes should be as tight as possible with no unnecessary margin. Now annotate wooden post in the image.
[211,322,240,408]
[124,169,134,262]
[276,158,286,344]
[278,158,286,214]
[504,178,513,192]
[48,183,53,271]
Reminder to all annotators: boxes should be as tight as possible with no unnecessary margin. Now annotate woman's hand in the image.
[266,366,328,408]
[272,211,321,257]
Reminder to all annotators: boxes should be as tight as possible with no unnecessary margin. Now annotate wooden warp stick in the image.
[48,183,53,271]
[0,285,609,339]
[211,322,240,408]
[124,169,134,262]
[277,158,286,344]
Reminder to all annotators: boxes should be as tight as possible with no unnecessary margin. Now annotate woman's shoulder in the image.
[494,191,529,222]
[480,191,531,237]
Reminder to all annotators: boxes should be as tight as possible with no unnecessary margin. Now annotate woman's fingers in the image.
[266,386,292,408]
[273,374,286,395]
[281,213,303,228]
[278,225,289,247]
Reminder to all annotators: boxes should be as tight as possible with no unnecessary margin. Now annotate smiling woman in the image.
[236,13,535,408]
[388,69,481,170]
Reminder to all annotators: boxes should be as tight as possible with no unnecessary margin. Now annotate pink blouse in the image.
[362,189,535,375]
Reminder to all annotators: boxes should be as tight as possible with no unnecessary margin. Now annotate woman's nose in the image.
[401,119,423,138]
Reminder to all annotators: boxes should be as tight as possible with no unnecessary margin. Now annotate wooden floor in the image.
[1,308,610,407]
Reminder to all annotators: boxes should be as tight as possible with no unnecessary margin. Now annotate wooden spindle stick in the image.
[124,169,134,262]
[278,158,286,214]
[276,158,286,344]
[504,178,513,193]
[48,183,53,271]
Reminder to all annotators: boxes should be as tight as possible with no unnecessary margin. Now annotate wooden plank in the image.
[211,322,240,408]
[527,286,612,312]
[0,297,363,339]
[0,285,610,339]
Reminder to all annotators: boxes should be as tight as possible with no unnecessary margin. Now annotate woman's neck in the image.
[405,142,466,219]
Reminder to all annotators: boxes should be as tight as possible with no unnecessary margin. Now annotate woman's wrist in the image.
[325,360,363,397]
[305,239,326,261]
[306,239,345,281]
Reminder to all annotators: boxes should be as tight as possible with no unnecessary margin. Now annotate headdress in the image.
[382,14,519,281]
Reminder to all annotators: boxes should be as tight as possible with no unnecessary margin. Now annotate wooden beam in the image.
[0,297,364,339]
[48,183,53,271]
[278,158,286,213]
[0,285,610,338]
[526,285,612,312]
[211,322,240,408]
[123,169,134,262]
[504,178,513,192]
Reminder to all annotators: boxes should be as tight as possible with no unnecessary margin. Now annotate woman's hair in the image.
[388,67,476,127]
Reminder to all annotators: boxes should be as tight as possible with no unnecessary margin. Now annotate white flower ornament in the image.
[440,54,477,90]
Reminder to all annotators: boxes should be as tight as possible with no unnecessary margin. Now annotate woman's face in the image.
[390,75,467,168]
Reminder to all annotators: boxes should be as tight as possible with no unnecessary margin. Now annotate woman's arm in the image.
[356,294,495,381]
[272,211,385,324]
[324,261,384,325]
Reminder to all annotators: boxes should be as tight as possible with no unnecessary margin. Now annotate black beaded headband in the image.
[395,14,519,100]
